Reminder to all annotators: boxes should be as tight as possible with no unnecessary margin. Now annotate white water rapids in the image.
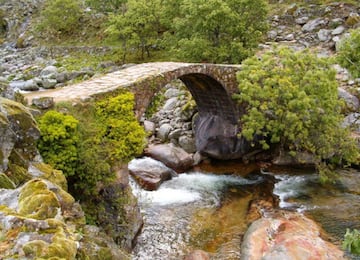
[129,157,263,259]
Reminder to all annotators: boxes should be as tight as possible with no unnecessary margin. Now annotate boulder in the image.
[179,135,196,153]
[143,120,156,135]
[194,115,257,160]
[40,65,58,79]
[302,18,326,32]
[145,143,194,172]
[9,79,39,91]
[128,157,175,190]
[241,212,346,260]
[0,97,40,172]
[338,88,360,111]
[157,123,172,141]
[31,97,54,109]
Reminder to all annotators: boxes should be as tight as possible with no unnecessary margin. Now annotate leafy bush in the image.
[36,0,83,36]
[37,111,79,177]
[95,93,146,163]
[234,47,359,179]
[337,28,360,78]
[37,92,146,196]
[343,228,360,255]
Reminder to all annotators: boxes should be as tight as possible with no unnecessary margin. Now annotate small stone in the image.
[162,97,178,111]
[317,29,331,42]
[31,97,55,110]
[179,135,196,153]
[40,66,58,79]
[331,25,345,35]
[295,16,309,25]
[168,129,183,139]
[302,18,326,32]
[42,78,57,89]
[346,12,360,27]
[164,88,180,98]
[143,120,156,134]
[157,123,172,141]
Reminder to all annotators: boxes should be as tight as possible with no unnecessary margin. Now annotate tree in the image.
[234,47,359,180]
[337,28,360,78]
[106,0,165,60]
[168,0,268,63]
[37,0,83,36]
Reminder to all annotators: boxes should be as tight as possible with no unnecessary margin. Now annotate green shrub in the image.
[37,111,79,177]
[337,28,360,78]
[37,92,146,196]
[234,47,359,180]
[95,93,146,163]
[343,228,360,255]
[36,0,83,36]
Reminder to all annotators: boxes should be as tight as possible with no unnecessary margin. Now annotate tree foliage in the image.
[337,28,360,78]
[36,0,83,35]
[106,0,165,60]
[234,47,359,179]
[169,0,268,63]
[105,0,268,63]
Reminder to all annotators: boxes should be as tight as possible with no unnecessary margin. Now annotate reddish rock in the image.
[145,143,194,173]
[241,212,346,260]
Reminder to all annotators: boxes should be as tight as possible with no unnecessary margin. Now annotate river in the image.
[130,158,360,259]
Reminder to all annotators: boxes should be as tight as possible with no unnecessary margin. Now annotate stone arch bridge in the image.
[24,62,254,159]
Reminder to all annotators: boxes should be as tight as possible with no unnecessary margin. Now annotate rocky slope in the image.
[0,97,134,259]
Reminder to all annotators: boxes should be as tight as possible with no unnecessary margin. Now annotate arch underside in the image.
[178,73,254,160]
[179,73,238,124]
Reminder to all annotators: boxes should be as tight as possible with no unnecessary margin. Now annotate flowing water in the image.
[130,158,360,259]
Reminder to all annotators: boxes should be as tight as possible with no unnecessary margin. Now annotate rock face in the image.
[145,143,194,173]
[128,157,176,191]
[0,98,135,259]
[0,97,40,173]
[241,212,346,260]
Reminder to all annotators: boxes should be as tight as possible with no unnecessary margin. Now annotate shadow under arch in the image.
[178,73,239,124]
[174,73,254,160]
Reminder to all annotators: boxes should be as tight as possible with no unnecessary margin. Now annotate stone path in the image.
[24,62,192,104]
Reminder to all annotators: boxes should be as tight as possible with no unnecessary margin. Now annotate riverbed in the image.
[130,158,360,259]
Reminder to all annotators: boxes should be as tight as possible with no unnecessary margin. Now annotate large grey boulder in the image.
[194,115,257,160]
[145,143,194,173]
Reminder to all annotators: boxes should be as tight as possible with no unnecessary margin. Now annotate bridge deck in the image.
[23,62,192,103]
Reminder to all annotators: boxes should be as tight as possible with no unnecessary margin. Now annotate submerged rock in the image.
[145,143,194,173]
[241,212,346,260]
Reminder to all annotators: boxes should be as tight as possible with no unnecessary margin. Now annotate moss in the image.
[18,179,61,220]
[23,240,49,258]
[0,173,16,189]
[45,228,77,259]
[6,163,31,186]
[32,163,68,191]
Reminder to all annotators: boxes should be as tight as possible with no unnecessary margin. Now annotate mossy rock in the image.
[22,228,77,259]
[23,240,49,258]
[31,163,68,191]
[6,163,31,186]
[0,97,40,162]
[0,172,16,189]
[45,228,77,259]
[18,179,61,220]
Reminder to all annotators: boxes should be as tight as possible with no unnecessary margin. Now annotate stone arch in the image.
[178,73,238,124]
